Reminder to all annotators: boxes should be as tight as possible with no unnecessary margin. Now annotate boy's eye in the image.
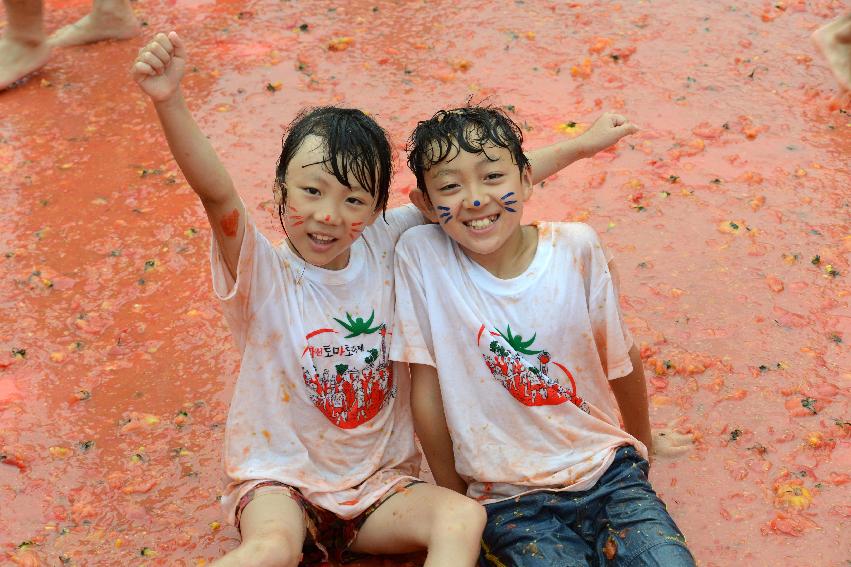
[485,172,504,181]
[439,183,460,192]
[303,187,320,195]
[346,196,366,206]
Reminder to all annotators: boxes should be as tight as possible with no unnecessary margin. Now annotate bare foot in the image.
[0,36,51,91]
[812,14,851,90]
[49,8,139,48]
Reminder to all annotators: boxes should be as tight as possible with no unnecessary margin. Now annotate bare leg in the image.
[812,13,851,90]
[49,0,139,48]
[351,483,486,567]
[0,0,51,90]
[211,492,306,567]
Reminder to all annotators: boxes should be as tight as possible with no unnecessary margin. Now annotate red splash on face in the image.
[348,221,365,240]
[220,209,240,237]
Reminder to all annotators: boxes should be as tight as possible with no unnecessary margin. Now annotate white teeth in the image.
[311,234,335,242]
[465,215,498,229]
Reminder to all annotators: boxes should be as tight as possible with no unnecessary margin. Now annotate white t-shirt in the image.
[212,205,424,523]
[391,222,645,504]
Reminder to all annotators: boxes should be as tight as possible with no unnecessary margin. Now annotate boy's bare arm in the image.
[526,112,638,185]
[610,345,653,459]
[132,32,244,280]
[410,363,468,494]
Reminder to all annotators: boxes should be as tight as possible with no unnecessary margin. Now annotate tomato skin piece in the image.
[0,452,26,471]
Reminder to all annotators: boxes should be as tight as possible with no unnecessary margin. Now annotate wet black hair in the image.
[274,107,392,231]
[406,105,530,198]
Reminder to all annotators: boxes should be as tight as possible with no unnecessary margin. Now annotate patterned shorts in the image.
[235,480,422,565]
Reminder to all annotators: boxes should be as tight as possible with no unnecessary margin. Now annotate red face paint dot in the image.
[220,209,240,237]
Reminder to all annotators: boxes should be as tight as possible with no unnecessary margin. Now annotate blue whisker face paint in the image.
[499,191,518,213]
[437,205,453,224]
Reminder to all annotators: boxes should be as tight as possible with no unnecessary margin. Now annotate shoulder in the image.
[366,204,426,244]
[397,223,444,246]
[539,221,602,250]
[396,224,446,258]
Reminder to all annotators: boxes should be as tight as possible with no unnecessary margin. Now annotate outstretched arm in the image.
[411,363,468,494]
[527,112,638,185]
[132,31,244,279]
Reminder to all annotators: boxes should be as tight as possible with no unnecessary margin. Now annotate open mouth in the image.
[308,233,338,247]
[464,213,500,230]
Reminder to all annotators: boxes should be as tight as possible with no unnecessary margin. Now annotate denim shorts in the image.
[479,446,695,567]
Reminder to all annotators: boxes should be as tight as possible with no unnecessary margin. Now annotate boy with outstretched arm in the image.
[392,106,696,566]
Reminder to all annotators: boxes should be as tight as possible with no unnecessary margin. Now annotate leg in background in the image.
[0,0,51,90]
[812,13,851,90]
[49,0,139,48]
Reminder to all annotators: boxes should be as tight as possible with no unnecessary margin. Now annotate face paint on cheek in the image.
[348,221,364,240]
[500,192,518,213]
[220,209,240,237]
[437,205,454,224]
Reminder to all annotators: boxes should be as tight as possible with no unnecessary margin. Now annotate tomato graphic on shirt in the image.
[301,311,396,429]
[477,324,589,412]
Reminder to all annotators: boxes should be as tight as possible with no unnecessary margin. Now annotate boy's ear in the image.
[520,165,533,201]
[410,189,439,223]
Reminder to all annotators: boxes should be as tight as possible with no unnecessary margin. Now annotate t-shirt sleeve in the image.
[390,233,436,366]
[210,211,280,350]
[585,228,634,380]
[380,204,428,243]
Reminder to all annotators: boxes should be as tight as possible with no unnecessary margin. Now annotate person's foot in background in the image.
[49,0,139,48]
[0,0,51,90]
[813,13,851,90]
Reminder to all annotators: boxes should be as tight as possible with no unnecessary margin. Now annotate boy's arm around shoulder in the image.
[410,363,468,495]
[133,31,244,280]
[526,112,638,185]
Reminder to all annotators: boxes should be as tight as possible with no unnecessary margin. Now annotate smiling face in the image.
[420,142,532,259]
[278,135,381,270]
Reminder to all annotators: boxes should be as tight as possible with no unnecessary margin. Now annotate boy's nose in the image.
[315,207,341,224]
[464,186,490,208]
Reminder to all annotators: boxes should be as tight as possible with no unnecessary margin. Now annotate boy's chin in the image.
[454,237,508,259]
